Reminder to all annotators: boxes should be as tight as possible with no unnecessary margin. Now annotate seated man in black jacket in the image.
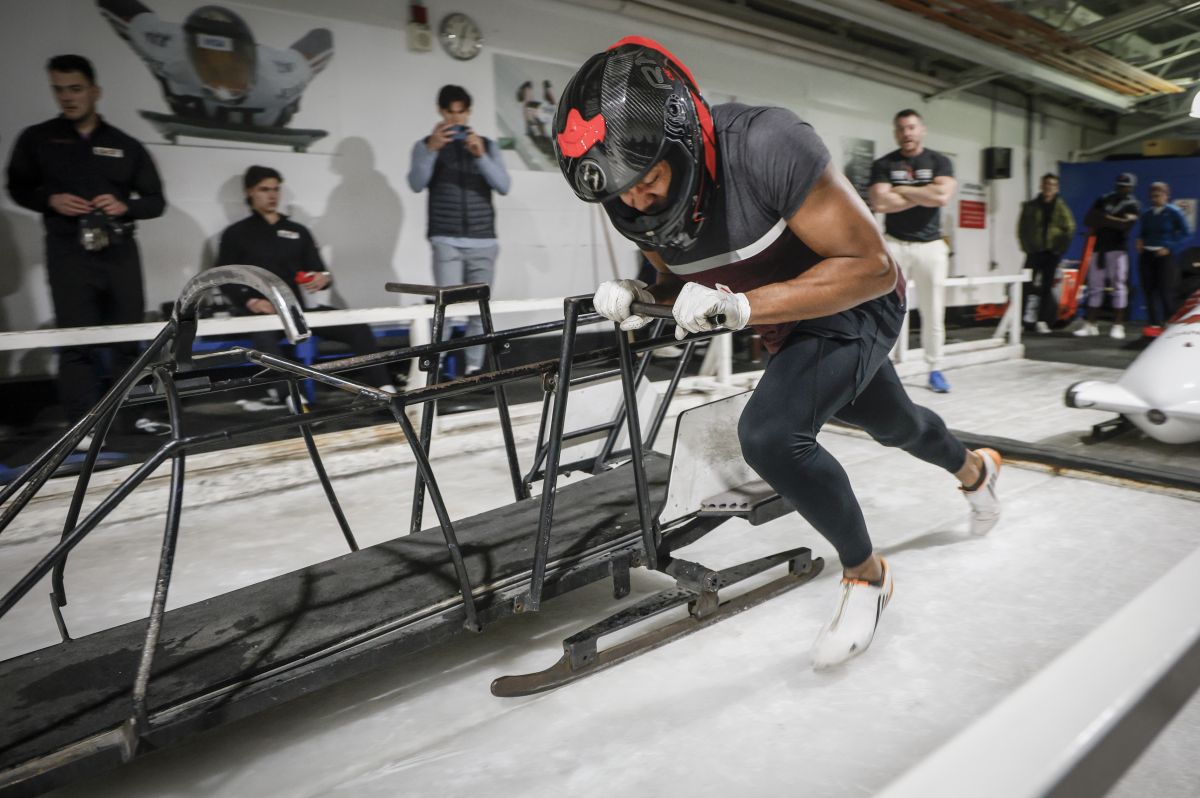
[217,165,393,401]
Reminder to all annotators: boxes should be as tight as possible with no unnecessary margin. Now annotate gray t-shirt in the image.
[645,103,901,352]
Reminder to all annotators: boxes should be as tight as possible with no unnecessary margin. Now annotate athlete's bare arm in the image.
[746,163,898,324]
[640,250,685,304]
[894,176,956,208]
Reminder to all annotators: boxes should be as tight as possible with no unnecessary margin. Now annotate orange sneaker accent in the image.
[961,448,1001,493]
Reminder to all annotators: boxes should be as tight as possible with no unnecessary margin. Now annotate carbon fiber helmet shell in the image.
[554,37,717,250]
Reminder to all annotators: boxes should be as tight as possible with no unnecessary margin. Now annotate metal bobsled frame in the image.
[0,267,820,796]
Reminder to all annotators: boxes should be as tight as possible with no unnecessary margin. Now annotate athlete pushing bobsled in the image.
[553,37,1004,668]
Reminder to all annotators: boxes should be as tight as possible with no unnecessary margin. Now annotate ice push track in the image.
[3,269,1194,796]
[0,267,816,796]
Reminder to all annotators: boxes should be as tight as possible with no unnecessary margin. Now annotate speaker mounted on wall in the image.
[983,147,1012,180]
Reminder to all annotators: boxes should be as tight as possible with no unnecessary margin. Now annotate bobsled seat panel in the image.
[0,453,671,772]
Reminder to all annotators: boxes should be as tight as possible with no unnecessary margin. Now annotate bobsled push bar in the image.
[0,268,816,795]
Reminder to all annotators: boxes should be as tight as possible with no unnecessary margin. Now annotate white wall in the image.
[0,0,1083,373]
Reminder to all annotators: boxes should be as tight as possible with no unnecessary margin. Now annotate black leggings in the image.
[1140,250,1179,327]
[738,329,968,568]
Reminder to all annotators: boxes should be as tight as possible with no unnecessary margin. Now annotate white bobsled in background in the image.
[1065,290,1200,444]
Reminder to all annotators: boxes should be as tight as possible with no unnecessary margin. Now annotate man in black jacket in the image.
[217,165,393,396]
[6,54,165,425]
[406,85,510,375]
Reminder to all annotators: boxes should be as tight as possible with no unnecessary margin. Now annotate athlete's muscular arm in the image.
[895,176,956,208]
[640,250,685,303]
[868,181,916,214]
[747,163,897,324]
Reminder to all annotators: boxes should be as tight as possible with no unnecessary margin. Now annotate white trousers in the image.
[885,235,950,370]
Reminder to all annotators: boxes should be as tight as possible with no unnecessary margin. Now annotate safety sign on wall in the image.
[958,182,986,229]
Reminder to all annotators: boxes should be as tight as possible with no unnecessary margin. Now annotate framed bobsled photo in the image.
[98,0,336,150]
[493,52,582,171]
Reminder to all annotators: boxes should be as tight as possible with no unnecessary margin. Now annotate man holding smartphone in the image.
[407,84,510,376]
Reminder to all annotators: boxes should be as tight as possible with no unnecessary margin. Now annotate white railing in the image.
[892,270,1030,373]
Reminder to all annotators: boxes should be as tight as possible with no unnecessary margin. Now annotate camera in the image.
[79,211,129,252]
[450,124,468,141]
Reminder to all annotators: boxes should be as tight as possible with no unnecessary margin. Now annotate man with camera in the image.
[6,54,165,427]
[406,84,510,376]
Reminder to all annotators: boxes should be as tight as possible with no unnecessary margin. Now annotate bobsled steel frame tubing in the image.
[527,297,587,611]
[479,295,527,501]
[126,365,187,747]
[0,397,383,622]
[524,299,726,609]
[590,320,698,475]
[287,378,360,553]
[382,282,526,533]
[615,325,661,572]
[0,322,173,532]
[519,321,685,486]
[391,402,481,632]
[49,388,128,639]
[590,319,664,473]
[408,288,448,536]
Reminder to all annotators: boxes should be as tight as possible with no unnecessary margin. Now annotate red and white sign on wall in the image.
[959,199,987,229]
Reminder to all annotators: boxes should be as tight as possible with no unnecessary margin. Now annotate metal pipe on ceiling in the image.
[1071,115,1200,159]
[554,0,948,96]
[782,0,1136,111]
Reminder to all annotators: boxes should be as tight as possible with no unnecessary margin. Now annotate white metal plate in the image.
[658,390,758,526]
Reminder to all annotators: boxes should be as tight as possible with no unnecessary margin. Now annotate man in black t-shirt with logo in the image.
[1074,173,1140,339]
[869,110,957,393]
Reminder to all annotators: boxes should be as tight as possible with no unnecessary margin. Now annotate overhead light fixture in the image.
[1191,87,1200,118]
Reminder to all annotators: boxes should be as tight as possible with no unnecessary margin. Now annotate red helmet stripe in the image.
[556,107,606,158]
[608,35,701,91]
[691,90,717,180]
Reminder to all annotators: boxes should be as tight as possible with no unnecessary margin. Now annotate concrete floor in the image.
[0,358,1197,797]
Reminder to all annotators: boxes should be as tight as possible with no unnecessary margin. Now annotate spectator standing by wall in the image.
[5,55,165,431]
[1136,181,1190,332]
[869,109,957,393]
[1017,173,1075,334]
[1076,172,1140,339]
[407,85,510,376]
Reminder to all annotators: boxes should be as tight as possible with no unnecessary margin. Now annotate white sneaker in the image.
[1035,321,1051,334]
[962,448,1002,535]
[134,417,172,435]
[811,557,894,669]
[1109,323,1125,340]
[286,394,310,414]
[652,345,685,359]
[1072,322,1099,337]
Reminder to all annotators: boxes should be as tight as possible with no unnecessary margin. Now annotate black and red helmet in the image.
[554,37,717,250]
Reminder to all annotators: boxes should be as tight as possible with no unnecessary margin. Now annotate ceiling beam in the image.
[783,0,1136,110]
[905,1,1200,104]
[1063,1,1200,48]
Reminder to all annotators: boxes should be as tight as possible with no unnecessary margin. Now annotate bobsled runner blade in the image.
[491,547,823,697]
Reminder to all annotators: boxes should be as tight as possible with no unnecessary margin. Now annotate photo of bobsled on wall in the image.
[98,0,333,151]
[1066,288,1200,444]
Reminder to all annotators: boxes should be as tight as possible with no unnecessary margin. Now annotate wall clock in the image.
[439,12,483,61]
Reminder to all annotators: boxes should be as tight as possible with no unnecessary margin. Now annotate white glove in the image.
[671,282,752,340]
[593,279,655,331]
